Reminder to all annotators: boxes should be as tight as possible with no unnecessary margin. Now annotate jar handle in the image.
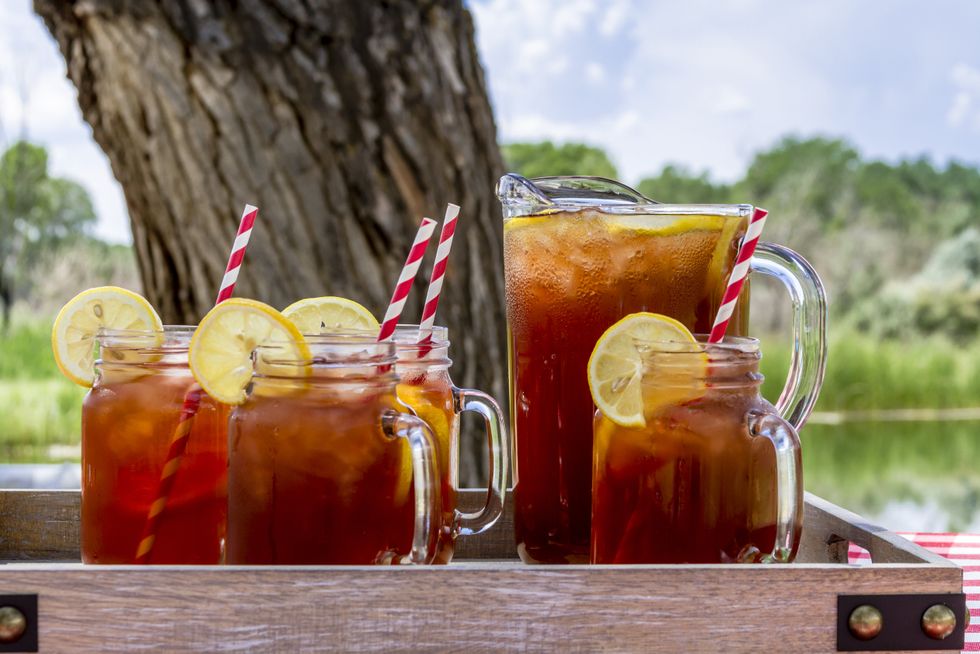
[750,242,828,430]
[382,411,441,564]
[746,410,803,562]
[451,388,508,537]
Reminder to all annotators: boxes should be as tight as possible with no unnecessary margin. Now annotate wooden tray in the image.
[0,489,966,652]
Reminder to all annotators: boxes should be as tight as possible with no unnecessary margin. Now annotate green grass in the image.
[0,319,84,462]
[0,320,61,378]
[0,378,83,463]
[759,328,980,412]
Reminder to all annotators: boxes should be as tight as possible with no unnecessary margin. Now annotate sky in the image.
[2,0,980,243]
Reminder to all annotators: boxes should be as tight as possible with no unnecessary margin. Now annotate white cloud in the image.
[951,62,980,89]
[552,0,597,34]
[475,0,841,181]
[599,0,631,38]
[585,62,605,84]
[947,63,980,131]
[714,87,751,116]
[947,92,971,127]
[613,111,639,131]
[505,114,585,143]
[473,0,598,92]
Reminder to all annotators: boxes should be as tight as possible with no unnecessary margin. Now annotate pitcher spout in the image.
[496,173,555,218]
[496,173,657,218]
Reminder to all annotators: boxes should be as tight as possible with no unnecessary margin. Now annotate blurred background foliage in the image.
[0,139,139,462]
[501,142,617,180]
[0,141,101,329]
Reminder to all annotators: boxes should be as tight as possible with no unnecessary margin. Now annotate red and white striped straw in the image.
[135,386,202,562]
[708,207,768,344]
[417,204,460,344]
[215,204,258,304]
[377,217,438,342]
[136,203,258,563]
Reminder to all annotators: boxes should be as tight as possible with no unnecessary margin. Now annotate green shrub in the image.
[0,379,83,463]
[0,320,60,378]
[0,319,83,462]
[760,328,980,412]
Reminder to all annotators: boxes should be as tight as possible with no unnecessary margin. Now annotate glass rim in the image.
[254,339,398,370]
[511,203,753,217]
[97,325,196,337]
[296,324,450,349]
[632,334,760,354]
[391,324,449,349]
[499,173,753,217]
[96,325,195,349]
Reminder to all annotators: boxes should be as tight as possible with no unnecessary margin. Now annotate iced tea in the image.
[504,210,749,563]
[81,327,228,564]
[226,339,440,565]
[591,337,802,564]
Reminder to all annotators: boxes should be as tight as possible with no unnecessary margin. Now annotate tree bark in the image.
[0,278,10,333]
[36,0,506,485]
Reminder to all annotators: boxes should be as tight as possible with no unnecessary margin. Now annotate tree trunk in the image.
[0,277,10,334]
[36,0,507,486]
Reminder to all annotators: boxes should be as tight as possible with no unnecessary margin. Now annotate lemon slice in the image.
[606,214,728,237]
[394,384,452,506]
[502,215,550,233]
[396,385,452,443]
[390,438,415,508]
[51,286,163,387]
[587,312,706,428]
[705,214,747,295]
[281,296,379,335]
[189,298,310,405]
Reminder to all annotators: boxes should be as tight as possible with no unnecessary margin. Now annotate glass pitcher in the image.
[497,174,826,564]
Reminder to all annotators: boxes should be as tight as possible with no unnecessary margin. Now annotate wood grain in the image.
[0,562,959,653]
[0,489,957,567]
[0,490,79,561]
[453,487,517,560]
[801,493,955,566]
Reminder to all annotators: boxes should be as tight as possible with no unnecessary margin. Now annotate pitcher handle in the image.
[382,411,441,564]
[747,410,803,562]
[750,241,828,430]
[451,388,508,537]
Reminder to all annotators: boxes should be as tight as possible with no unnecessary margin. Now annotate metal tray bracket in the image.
[0,595,37,653]
[838,593,967,651]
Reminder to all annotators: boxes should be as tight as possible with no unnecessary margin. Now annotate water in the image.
[0,462,80,488]
[802,420,980,533]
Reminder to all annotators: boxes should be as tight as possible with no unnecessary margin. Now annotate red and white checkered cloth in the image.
[849,533,980,650]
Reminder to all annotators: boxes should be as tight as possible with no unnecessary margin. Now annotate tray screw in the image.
[848,604,883,640]
[0,606,27,643]
[921,604,956,640]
